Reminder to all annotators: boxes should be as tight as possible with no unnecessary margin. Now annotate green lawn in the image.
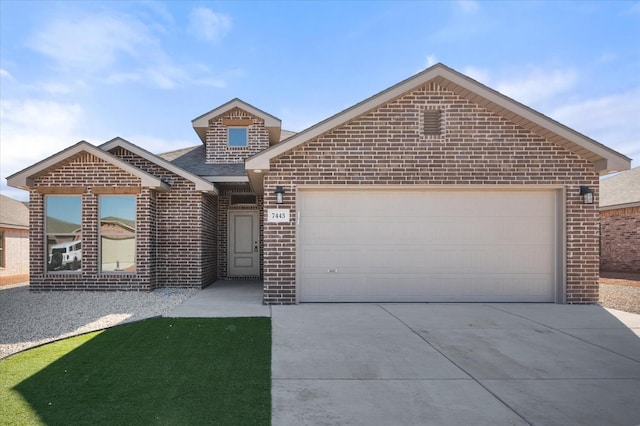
[0,317,271,425]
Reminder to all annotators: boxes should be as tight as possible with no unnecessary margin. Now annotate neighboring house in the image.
[599,167,640,273]
[0,194,30,285]
[6,64,631,303]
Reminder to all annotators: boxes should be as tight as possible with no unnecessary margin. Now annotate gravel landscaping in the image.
[2,277,639,360]
[599,284,640,315]
[0,285,197,359]
[599,272,640,315]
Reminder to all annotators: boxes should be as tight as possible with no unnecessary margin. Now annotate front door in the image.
[228,211,260,277]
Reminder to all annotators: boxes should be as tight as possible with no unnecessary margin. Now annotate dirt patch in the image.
[600,272,640,288]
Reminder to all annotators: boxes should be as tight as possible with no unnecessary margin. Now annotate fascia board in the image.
[192,98,281,129]
[440,69,632,171]
[246,63,631,173]
[599,201,640,211]
[7,141,165,190]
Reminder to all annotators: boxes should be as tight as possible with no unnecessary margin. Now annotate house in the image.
[0,194,30,285]
[6,63,631,303]
[599,167,640,273]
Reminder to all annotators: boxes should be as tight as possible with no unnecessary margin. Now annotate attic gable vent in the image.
[424,109,441,135]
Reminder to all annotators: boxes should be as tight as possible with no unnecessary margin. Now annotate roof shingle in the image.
[0,194,29,229]
[600,166,640,208]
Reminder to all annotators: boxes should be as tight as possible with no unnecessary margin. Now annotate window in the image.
[46,196,82,272]
[230,194,257,205]
[228,127,248,147]
[100,196,136,272]
[0,230,4,268]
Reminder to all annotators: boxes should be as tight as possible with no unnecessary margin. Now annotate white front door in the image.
[228,211,260,277]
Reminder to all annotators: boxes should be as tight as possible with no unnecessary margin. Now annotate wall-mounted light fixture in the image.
[579,186,594,204]
[274,185,285,204]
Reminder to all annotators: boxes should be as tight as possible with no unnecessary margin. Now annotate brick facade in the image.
[0,227,29,285]
[27,150,217,291]
[600,206,640,272]
[205,107,270,164]
[12,67,622,303]
[262,83,599,304]
[29,153,155,290]
[110,147,217,288]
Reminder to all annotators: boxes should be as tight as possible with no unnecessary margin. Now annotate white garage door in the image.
[298,189,560,302]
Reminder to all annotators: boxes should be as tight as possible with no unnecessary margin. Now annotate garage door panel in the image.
[303,245,552,275]
[298,189,558,302]
[302,216,554,247]
[300,274,554,302]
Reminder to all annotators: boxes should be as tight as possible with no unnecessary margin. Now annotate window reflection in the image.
[46,196,82,272]
[100,196,136,272]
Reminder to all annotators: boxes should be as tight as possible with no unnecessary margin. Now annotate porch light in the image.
[274,185,285,204]
[579,186,594,204]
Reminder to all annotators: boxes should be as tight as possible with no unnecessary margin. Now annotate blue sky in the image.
[1,1,639,201]
[46,195,81,225]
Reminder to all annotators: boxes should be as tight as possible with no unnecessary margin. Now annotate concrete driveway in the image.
[271,303,640,426]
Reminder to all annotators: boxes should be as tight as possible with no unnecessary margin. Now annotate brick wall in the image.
[263,83,599,304]
[201,193,218,286]
[110,147,214,288]
[27,147,218,291]
[0,227,29,285]
[29,153,155,290]
[600,206,640,272]
[205,107,270,164]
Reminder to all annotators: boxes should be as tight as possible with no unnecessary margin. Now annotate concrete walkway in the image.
[165,280,270,318]
[165,284,640,425]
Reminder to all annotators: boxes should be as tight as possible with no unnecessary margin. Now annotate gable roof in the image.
[6,141,168,191]
[100,138,217,193]
[245,63,631,192]
[192,98,282,145]
[600,166,640,210]
[0,194,29,229]
[46,216,81,234]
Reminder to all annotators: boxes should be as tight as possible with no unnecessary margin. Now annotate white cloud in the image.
[456,0,480,14]
[551,88,640,165]
[0,99,84,198]
[624,1,640,15]
[496,68,579,105]
[188,7,232,43]
[462,66,491,85]
[25,10,232,90]
[104,63,227,89]
[0,69,13,79]
[455,64,639,166]
[426,55,438,68]
[28,13,154,72]
[37,81,87,95]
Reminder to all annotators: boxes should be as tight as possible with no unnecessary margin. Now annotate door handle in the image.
[254,241,259,252]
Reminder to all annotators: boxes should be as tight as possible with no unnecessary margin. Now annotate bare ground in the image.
[599,272,640,315]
